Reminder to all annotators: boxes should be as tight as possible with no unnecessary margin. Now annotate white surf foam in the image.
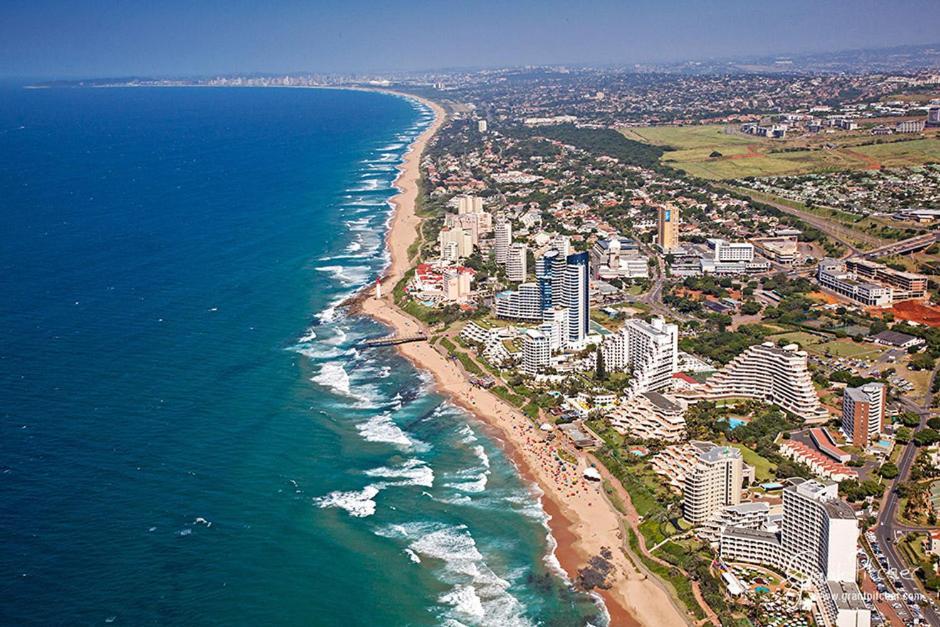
[312,362,352,396]
[472,445,490,470]
[315,264,372,287]
[445,473,488,494]
[364,458,434,488]
[356,412,426,451]
[402,523,531,627]
[457,424,478,444]
[314,484,382,518]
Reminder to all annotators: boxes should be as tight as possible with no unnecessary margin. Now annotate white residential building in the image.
[506,242,528,282]
[539,307,568,351]
[522,329,551,376]
[600,317,678,396]
[607,391,686,442]
[554,234,570,258]
[690,342,829,423]
[682,443,743,524]
[494,283,543,322]
[456,195,484,215]
[698,501,771,545]
[459,321,514,366]
[494,218,512,264]
[719,478,860,585]
[438,227,473,260]
[653,442,743,524]
[562,252,590,345]
[446,211,492,245]
[443,267,474,302]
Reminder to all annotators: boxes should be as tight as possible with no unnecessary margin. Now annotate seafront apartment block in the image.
[718,478,867,626]
[652,441,743,524]
[719,478,858,583]
[688,342,829,423]
[600,316,678,396]
[607,391,686,442]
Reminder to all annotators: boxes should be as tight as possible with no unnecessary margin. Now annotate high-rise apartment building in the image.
[535,250,560,312]
[562,252,589,345]
[522,329,551,376]
[438,227,474,259]
[494,218,512,264]
[494,283,542,322]
[719,478,858,583]
[554,234,571,258]
[842,383,885,448]
[781,479,858,583]
[506,242,528,282]
[657,203,680,252]
[456,195,484,215]
[539,307,568,351]
[607,391,686,442]
[600,316,678,395]
[682,442,743,524]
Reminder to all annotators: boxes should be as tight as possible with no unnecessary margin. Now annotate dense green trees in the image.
[878,462,900,479]
[506,124,665,169]
[679,324,770,365]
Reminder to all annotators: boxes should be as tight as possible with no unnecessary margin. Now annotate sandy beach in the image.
[358,93,690,627]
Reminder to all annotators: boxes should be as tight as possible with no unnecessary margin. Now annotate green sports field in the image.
[621,125,940,179]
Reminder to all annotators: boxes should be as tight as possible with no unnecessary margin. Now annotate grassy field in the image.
[768,331,886,360]
[622,125,940,180]
[730,444,776,482]
[622,125,754,150]
[768,331,824,348]
[853,138,940,168]
[812,340,885,359]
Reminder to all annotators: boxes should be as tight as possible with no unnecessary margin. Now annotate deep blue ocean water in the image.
[0,86,603,626]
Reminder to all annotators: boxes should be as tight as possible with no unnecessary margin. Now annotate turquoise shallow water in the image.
[0,86,603,625]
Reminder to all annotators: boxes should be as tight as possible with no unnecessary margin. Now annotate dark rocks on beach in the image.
[576,549,615,591]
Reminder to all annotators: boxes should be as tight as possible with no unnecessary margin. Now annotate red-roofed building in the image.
[779,440,858,483]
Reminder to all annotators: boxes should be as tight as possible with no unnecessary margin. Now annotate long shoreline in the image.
[357,92,690,627]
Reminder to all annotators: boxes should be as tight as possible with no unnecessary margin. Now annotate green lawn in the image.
[853,138,940,168]
[811,340,885,359]
[624,125,940,179]
[768,331,824,348]
[730,444,776,482]
[622,124,755,150]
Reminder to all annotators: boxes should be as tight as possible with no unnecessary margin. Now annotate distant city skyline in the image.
[4,0,940,78]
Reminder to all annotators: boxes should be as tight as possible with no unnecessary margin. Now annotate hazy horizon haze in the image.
[3,0,940,78]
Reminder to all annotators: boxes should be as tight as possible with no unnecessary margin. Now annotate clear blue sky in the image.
[3,0,940,78]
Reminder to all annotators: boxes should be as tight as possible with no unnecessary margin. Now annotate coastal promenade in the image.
[358,93,691,627]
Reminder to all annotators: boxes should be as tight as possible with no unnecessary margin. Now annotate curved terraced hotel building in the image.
[681,342,829,423]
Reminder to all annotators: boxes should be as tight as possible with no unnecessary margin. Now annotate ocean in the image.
[0,86,603,625]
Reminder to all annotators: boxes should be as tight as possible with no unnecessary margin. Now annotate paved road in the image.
[875,365,940,626]
[725,185,867,257]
